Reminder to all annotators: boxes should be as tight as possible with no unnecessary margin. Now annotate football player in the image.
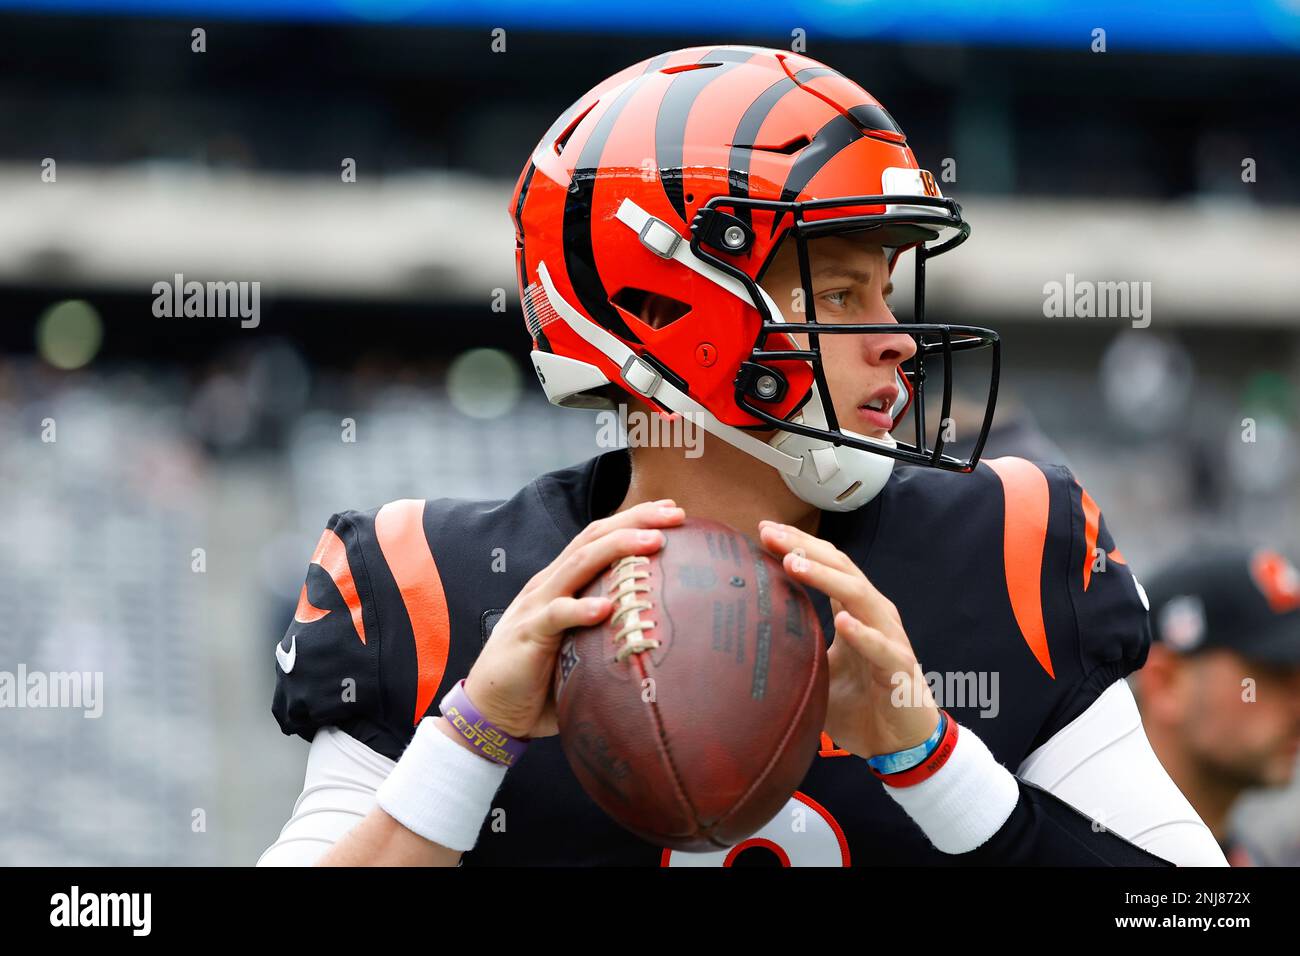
[260,46,1225,866]
[1136,546,1300,865]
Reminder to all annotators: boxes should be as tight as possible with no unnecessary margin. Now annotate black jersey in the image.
[271,449,1158,865]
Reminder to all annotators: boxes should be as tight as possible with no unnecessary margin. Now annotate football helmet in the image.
[509,45,999,510]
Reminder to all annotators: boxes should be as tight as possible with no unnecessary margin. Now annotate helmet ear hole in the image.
[610,287,691,331]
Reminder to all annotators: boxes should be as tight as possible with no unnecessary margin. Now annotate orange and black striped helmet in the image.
[510,45,999,511]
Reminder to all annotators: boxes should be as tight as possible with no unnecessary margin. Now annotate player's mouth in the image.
[856,385,899,432]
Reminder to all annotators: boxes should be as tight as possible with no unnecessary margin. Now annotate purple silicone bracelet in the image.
[438,679,530,768]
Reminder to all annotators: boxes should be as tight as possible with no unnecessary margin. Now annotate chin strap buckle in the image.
[620,355,663,398]
[637,217,682,259]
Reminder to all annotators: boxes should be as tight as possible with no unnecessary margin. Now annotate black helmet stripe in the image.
[539,97,593,155]
[792,66,838,83]
[727,76,798,230]
[703,46,761,63]
[562,83,646,342]
[791,67,906,139]
[848,103,904,136]
[770,113,863,237]
[514,159,536,230]
[655,47,756,224]
[514,161,552,352]
[641,51,674,74]
[556,52,674,343]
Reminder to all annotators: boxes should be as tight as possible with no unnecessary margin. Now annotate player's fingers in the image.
[761,521,892,613]
[757,521,858,576]
[780,546,901,633]
[538,525,668,602]
[568,499,682,555]
[763,521,901,625]
[835,610,932,700]
[521,500,683,597]
[530,595,612,643]
[833,610,901,667]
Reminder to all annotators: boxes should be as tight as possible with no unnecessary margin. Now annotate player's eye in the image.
[819,289,851,309]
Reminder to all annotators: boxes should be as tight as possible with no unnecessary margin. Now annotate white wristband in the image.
[376,716,509,852]
[881,722,1020,854]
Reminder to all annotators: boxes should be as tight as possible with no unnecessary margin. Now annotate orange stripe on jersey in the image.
[293,583,329,625]
[819,732,850,758]
[1080,487,1101,592]
[985,458,1055,680]
[1108,547,1127,565]
[375,500,451,726]
[300,527,367,645]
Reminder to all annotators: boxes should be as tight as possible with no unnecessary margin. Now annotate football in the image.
[553,516,828,851]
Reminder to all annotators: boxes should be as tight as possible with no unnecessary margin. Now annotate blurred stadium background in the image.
[0,1,1297,865]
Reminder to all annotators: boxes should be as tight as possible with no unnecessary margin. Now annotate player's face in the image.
[759,235,916,439]
[1183,650,1300,787]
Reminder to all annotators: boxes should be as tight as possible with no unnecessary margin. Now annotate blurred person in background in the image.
[1135,546,1300,865]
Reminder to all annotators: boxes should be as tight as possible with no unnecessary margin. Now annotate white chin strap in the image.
[768,382,897,512]
[530,198,898,512]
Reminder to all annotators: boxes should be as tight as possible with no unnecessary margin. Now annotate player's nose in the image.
[860,310,918,369]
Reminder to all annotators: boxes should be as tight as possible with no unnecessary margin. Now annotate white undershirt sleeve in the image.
[1017,679,1228,866]
[256,726,395,866]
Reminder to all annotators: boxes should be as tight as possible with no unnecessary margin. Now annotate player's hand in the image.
[757,520,940,760]
[461,498,686,740]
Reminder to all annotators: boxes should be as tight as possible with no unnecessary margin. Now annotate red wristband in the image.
[871,710,960,788]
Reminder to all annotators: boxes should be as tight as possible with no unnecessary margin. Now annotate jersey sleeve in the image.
[1038,463,1154,744]
[271,500,460,762]
[271,510,392,754]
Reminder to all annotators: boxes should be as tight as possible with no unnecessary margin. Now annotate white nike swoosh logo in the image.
[276,635,297,673]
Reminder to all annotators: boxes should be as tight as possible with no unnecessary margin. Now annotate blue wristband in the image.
[866,711,947,776]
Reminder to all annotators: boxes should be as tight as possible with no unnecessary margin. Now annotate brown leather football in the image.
[553,516,827,852]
